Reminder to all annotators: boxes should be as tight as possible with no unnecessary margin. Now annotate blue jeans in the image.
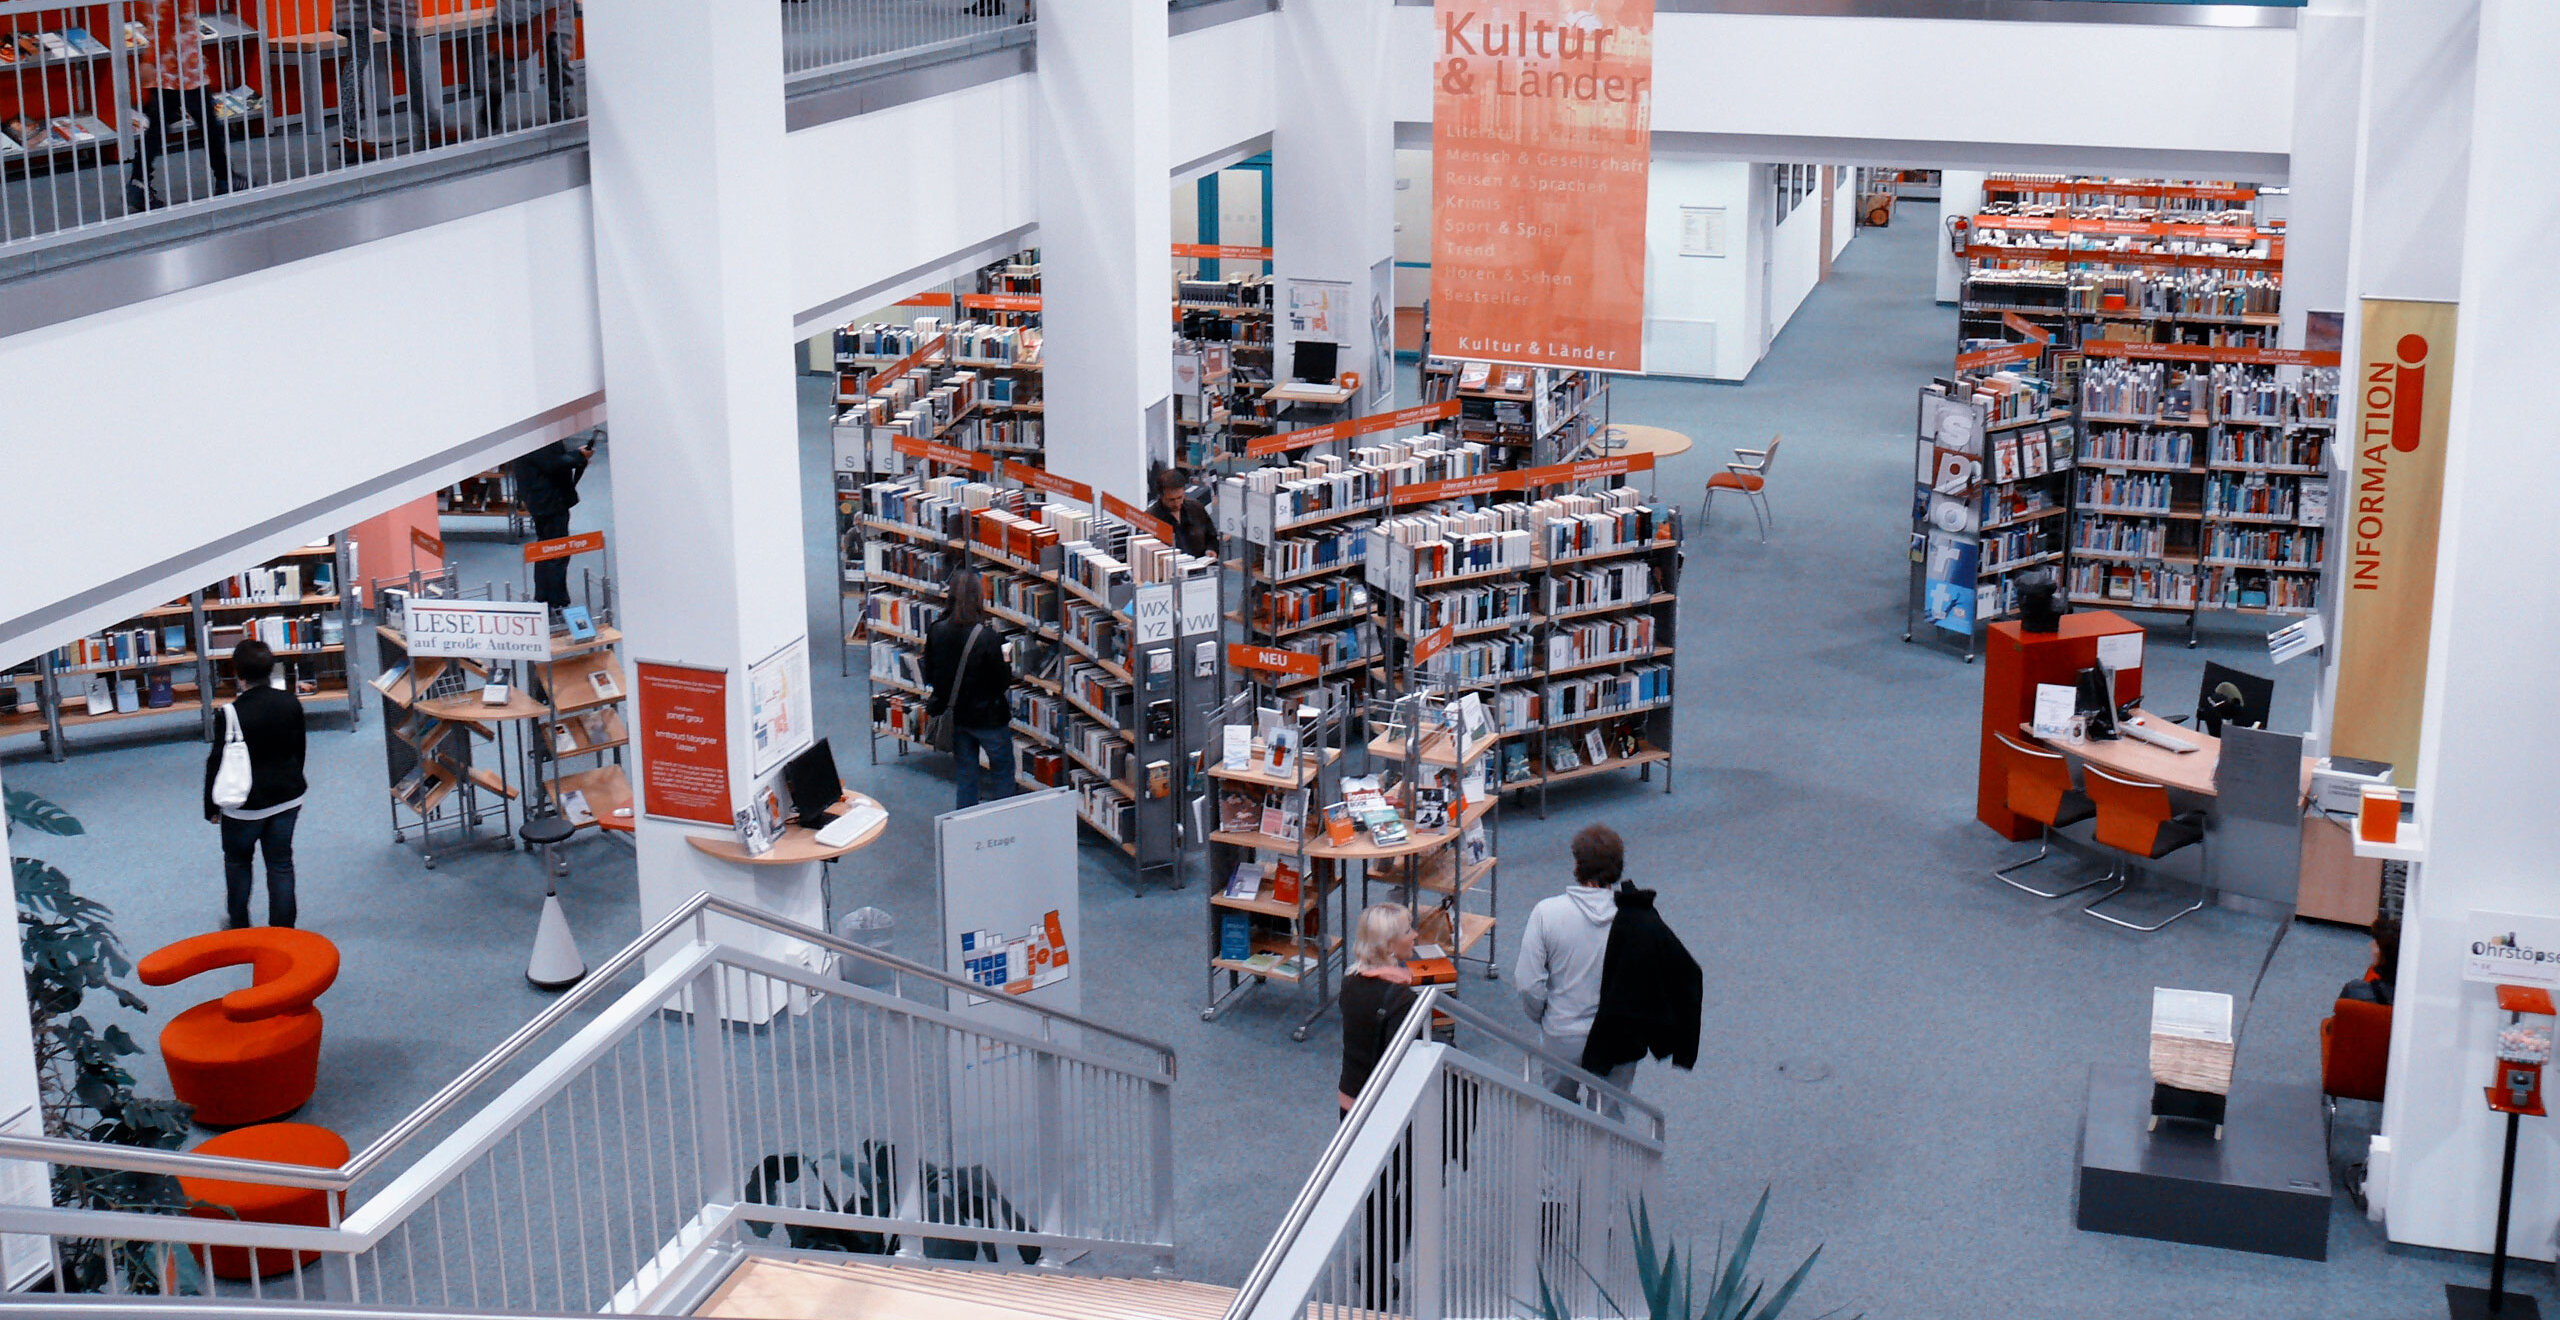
[953,724,1016,810]
[220,807,300,929]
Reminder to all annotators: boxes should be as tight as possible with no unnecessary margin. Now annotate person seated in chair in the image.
[2340,914,2398,1006]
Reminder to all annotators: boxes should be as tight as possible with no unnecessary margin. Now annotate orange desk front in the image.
[1978,611,2146,841]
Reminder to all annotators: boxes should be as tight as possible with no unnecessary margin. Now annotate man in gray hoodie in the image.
[1515,824,1639,1102]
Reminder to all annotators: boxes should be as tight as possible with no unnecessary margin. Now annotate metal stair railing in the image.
[0,891,1177,1311]
[1226,987,1665,1320]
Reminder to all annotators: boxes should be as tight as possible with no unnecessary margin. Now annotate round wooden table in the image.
[686,791,890,865]
[1603,424,1696,461]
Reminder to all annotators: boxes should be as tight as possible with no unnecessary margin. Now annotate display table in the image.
[2026,710,2315,800]
[1601,424,1695,461]
[1263,381,1359,406]
[2076,1063,2328,1260]
[686,792,888,866]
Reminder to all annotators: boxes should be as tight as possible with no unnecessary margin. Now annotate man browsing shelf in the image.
[1146,465,1219,558]
[203,640,307,929]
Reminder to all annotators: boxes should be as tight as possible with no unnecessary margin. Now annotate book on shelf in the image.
[1223,861,1264,901]
[733,805,776,857]
[588,668,622,701]
[1270,860,1302,905]
[1219,912,1251,961]
[1222,724,1251,771]
[559,790,595,827]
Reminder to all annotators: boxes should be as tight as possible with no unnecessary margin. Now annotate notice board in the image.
[1430,0,1654,372]
[634,660,731,826]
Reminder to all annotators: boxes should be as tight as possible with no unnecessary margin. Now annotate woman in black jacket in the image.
[923,568,1017,810]
[202,640,309,928]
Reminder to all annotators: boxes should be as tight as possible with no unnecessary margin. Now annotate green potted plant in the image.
[9,785,201,1294]
[1531,1191,1854,1320]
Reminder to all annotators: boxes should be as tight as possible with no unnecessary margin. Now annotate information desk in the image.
[2027,713,2311,910]
[687,792,888,866]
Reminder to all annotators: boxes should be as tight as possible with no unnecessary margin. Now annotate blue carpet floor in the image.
[3,200,2526,1316]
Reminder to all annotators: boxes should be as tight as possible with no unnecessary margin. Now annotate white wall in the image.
[1935,170,1987,304]
[1393,9,2294,168]
[1168,10,1278,174]
[0,188,606,668]
[1392,148,1430,309]
[1768,184,1825,343]
[1642,157,1752,380]
[1830,168,1854,262]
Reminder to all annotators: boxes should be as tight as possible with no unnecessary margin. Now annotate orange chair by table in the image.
[178,1122,350,1279]
[1988,731,2107,899]
[138,929,340,1127]
[1701,435,1781,542]
[2078,765,2207,932]
[2321,998,2392,1136]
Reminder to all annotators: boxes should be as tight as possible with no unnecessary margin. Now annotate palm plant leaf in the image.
[5,786,83,836]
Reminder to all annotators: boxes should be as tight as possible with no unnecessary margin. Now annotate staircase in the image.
[697,1258,1236,1320]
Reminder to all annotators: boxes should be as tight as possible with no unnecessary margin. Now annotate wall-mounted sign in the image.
[746,639,814,778]
[2462,911,2560,988]
[634,660,731,826]
[404,600,550,660]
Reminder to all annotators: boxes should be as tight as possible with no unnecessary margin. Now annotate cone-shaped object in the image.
[528,893,586,989]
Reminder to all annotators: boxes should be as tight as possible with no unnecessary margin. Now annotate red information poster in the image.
[1431,0,1653,372]
[634,661,732,826]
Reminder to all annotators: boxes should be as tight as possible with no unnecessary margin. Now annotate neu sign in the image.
[406,600,552,660]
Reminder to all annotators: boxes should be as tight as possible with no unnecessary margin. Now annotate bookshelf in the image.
[1371,453,1680,815]
[1,537,354,760]
[1172,261,1275,468]
[368,587,528,868]
[530,621,633,838]
[1362,690,1503,981]
[1420,358,1610,469]
[846,456,1223,886]
[1906,371,2075,658]
[437,471,527,538]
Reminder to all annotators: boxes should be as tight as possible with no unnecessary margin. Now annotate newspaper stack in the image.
[2149,987,2236,1095]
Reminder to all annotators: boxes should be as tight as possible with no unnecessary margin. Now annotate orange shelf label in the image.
[1101,492,1174,543]
[892,434,994,472]
[1247,398,1461,458]
[523,530,606,564]
[1227,643,1320,678]
[1413,625,1455,665]
[1173,243,1274,261]
[1003,462,1093,505]
[865,334,950,396]
[961,293,1042,311]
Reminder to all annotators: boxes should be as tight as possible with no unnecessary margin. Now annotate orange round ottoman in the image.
[139,929,339,1127]
[178,1122,349,1279]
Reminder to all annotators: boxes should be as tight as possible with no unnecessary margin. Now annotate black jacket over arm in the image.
[204,686,309,818]
[923,618,1013,729]
[1582,882,1702,1074]
[1146,497,1220,558]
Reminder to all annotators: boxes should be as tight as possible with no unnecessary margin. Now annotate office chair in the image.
[1989,731,2108,898]
[2321,996,2392,1207]
[2079,764,2208,931]
[1701,435,1781,542]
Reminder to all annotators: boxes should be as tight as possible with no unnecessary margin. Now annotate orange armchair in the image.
[138,930,340,1127]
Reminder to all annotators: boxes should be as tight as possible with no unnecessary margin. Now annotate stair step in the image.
[697,1254,1236,1320]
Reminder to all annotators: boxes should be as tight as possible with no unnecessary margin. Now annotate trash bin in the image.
[838,907,897,991]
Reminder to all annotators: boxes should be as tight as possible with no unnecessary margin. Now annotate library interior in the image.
[0,2,2554,1318]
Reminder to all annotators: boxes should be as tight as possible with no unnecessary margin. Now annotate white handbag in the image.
[211,704,253,811]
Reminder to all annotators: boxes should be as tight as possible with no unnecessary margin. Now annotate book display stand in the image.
[1362,689,1502,980]
[1907,382,2070,659]
[370,571,524,869]
[519,534,631,841]
[0,535,354,759]
[1204,685,1350,1040]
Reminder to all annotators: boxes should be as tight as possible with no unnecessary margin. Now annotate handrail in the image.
[1226,985,1442,1320]
[0,889,1176,1191]
[1432,993,1666,1133]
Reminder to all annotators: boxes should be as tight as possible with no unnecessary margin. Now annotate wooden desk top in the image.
[686,792,888,866]
[2028,709,2314,799]
[1264,381,1359,405]
[417,689,550,724]
[1603,424,1695,460]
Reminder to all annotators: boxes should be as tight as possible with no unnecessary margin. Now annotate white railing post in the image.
[687,965,738,1204]
[1149,1075,1176,1276]
[1411,1063,1446,1320]
[1035,1055,1068,1261]
[889,1014,928,1258]
[1509,1087,1541,1310]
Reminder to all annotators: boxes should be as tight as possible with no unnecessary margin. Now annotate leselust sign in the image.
[2330,301,2457,788]
[1431,0,1653,373]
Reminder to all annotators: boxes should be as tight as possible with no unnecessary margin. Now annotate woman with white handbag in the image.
[203,640,309,929]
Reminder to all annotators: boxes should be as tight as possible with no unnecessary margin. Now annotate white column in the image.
[2379,0,2560,1260]
[1933,170,1986,306]
[1037,0,1173,500]
[1273,0,1394,411]
[585,3,825,967]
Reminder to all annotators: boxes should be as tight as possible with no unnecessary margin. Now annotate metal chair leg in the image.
[1993,829,2114,899]
[2083,846,2207,932]
[1748,490,1770,543]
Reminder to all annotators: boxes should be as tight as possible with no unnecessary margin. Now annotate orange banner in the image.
[1431,0,1652,372]
[2330,299,2458,789]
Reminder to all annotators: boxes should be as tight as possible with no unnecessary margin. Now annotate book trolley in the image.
[0,536,354,759]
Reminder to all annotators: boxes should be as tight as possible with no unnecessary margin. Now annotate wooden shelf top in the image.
[687,792,888,864]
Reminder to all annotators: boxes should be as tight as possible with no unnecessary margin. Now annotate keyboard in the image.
[815,802,886,849]
[2121,718,2199,754]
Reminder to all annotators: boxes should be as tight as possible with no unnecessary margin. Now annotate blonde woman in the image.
[1337,903,1419,1114]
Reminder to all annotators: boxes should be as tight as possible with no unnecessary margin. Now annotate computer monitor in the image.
[2075,665,2118,740]
[782,738,844,828]
[1291,339,1339,386]
[2196,662,2274,736]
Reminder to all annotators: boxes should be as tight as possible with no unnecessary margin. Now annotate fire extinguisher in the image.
[1946,214,1971,256]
